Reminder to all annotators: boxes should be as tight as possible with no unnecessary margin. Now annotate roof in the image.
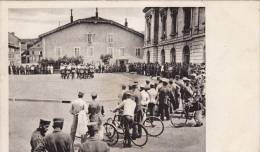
[39,16,144,38]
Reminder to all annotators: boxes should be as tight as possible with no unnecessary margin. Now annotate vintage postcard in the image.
[0,1,259,152]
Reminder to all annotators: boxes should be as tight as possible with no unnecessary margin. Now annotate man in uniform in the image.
[131,82,143,138]
[78,122,110,152]
[70,91,87,142]
[88,92,105,138]
[158,78,171,121]
[34,118,74,152]
[30,119,51,152]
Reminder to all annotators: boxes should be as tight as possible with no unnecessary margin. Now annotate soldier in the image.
[30,119,51,152]
[34,118,74,152]
[88,92,105,139]
[79,122,110,152]
[70,91,87,142]
[158,78,171,121]
[71,64,76,80]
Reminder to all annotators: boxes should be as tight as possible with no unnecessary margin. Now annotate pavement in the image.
[9,73,205,152]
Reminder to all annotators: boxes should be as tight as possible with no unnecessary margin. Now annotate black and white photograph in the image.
[8,6,205,152]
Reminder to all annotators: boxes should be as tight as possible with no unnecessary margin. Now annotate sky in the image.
[8,8,145,39]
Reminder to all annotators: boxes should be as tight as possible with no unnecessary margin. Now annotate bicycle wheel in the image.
[143,116,164,137]
[103,123,119,146]
[110,115,124,134]
[129,123,148,147]
[170,111,186,127]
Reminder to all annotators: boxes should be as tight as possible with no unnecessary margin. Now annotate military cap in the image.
[78,91,84,96]
[91,92,97,97]
[124,91,133,96]
[53,118,64,125]
[39,119,51,127]
[87,122,99,131]
[182,77,191,82]
[175,75,180,79]
[146,80,150,83]
[161,78,168,82]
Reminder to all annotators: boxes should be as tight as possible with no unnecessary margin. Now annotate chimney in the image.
[95,8,98,18]
[70,9,73,23]
[124,18,128,27]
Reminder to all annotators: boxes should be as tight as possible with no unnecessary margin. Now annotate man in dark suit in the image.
[34,118,74,152]
[78,122,110,152]
[30,119,51,152]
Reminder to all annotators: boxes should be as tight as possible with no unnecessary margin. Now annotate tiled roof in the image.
[39,16,144,38]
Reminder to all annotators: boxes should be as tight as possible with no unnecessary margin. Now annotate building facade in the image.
[143,7,205,64]
[34,10,144,65]
[21,38,39,64]
[8,32,21,65]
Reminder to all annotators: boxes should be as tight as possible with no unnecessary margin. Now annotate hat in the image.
[161,78,168,82]
[91,92,97,97]
[78,91,84,97]
[53,118,64,126]
[169,78,173,83]
[39,119,51,127]
[146,80,150,83]
[87,122,99,131]
[134,81,138,84]
[124,91,133,96]
[175,75,180,79]
[182,77,191,82]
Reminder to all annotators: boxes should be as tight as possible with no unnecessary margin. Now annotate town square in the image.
[8,7,206,152]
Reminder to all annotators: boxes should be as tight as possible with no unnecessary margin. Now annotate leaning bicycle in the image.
[106,111,149,147]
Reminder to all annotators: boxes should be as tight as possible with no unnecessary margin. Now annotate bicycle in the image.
[170,100,203,127]
[75,122,119,146]
[107,107,164,137]
[106,111,149,147]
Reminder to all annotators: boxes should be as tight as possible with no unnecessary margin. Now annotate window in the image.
[120,48,125,56]
[56,47,62,58]
[87,33,95,44]
[160,9,167,40]
[136,48,141,56]
[170,8,178,35]
[107,47,113,56]
[107,34,113,43]
[89,47,94,56]
[145,16,152,42]
[74,47,80,57]
[183,7,192,33]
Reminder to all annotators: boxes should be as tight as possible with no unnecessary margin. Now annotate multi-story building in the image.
[143,7,205,64]
[20,38,39,63]
[32,9,144,65]
[8,32,22,65]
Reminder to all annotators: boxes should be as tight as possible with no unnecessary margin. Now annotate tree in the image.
[100,54,112,65]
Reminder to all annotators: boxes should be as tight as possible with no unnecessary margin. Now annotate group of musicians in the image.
[60,63,95,79]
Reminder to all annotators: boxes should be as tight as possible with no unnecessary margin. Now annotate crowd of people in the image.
[8,64,54,75]
[114,71,205,147]
[60,63,95,79]
[128,62,205,79]
[29,61,206,152]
